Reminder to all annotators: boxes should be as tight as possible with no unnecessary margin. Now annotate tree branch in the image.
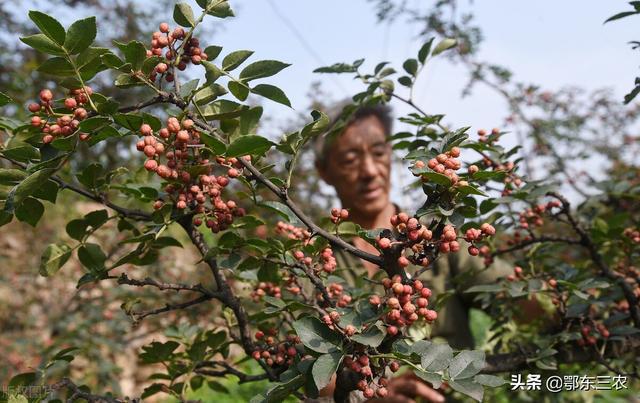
[177,215,279,381]
[263,257,335,309]
[130,294,213,321]
[194,360,271,383]
[1,157,152,221]
[547,191,640,328]
[492,235,582,257]
[50,378,136,403]
[116,273,216,296]
[482,334,640,375]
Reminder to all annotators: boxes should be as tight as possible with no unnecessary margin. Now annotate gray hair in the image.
[313,101,393,171]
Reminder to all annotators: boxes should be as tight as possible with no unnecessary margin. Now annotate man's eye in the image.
[373,149,388,158]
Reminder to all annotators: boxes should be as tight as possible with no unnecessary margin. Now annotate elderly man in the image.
[313,103,514,402]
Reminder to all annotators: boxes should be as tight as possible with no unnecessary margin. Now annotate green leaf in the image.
[154,236,183,248]
[66,219,89,241]
[33,179,58,203]
[398,75,413,87]
[251,84,291,107]
[420,343,453,372]
[141,55,162,75]
[113,112,143,130]
[457,184,488,197]
[464,284,503,293]
[141,383,166,399]
[78,243,107,273]
[85,209,109,228]
[313,60,360,74]
[228,80,249,101]
[101,52,125,69]
[79,116,111,132]
[180,78,201,99]
[448,379,483,402]
[0,169,27,186]
[403,58,418,76]
[77,162,104,189]
[40,243,72,276]
[259,200,302,225]
[292,316,341,353]
[222,50,254,71]
[0,91,12,107]
[200,132,227,154]
[64,16,97,54]
[20,34,65,56]
[29,10,65,45]
[194,83,228,105]
[114,40,146,70]
[415,370,443,389]
[239,60,291,82]
[351,323,385,347]
[140,341,180,364]
[605,11,640,23]
[448,350,485,380]
[201,99,247,119]
[202,61,223,83]
[15,197,44,227]
[418,38,434,63]
[312,352,343,390]
[204,45,223,60]
[9,372,36,387]
[174,3,196,27]
[4,168,54,214]
[226,135,273,157]
[114,73,144,88]
[207,1,234,18]
[474,374,506,387]
[420,172,452,186]
[37,56,75,75]
[432,38,457,56]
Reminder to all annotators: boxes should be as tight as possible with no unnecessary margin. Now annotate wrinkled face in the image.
[319,115,392,217]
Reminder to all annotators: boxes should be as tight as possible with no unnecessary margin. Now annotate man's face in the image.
[319,115,392,217]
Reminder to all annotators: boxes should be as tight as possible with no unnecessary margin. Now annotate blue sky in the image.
[207,0,639,130]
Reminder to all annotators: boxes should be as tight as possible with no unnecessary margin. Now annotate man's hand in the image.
[366,372,445,403]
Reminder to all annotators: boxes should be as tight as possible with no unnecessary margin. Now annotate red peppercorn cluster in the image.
[145,23,209,83]
[577,323,609,347]
[139,119,247,231]
[28,87,93,144]
[367,276,438,336]
[515,200,561,230]
[291,247,337,274]
[316,283,352,307]
[506,265,525,282]
[250,282,281,302]
[330,207,349,224]
[275,221,312,242]
[464,223,495,256]
[623,227,640,243]
[331,207,349,224]
[343,354,402,398]
[472,128,527,196]
[379,213,496,270]
[422,146,462,185]
[252,329,301,368]
[476,128,501,144]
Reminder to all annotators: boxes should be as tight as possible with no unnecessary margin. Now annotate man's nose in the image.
[359,152,379,179]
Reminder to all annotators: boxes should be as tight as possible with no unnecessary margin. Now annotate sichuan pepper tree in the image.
[0,1,638,402]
